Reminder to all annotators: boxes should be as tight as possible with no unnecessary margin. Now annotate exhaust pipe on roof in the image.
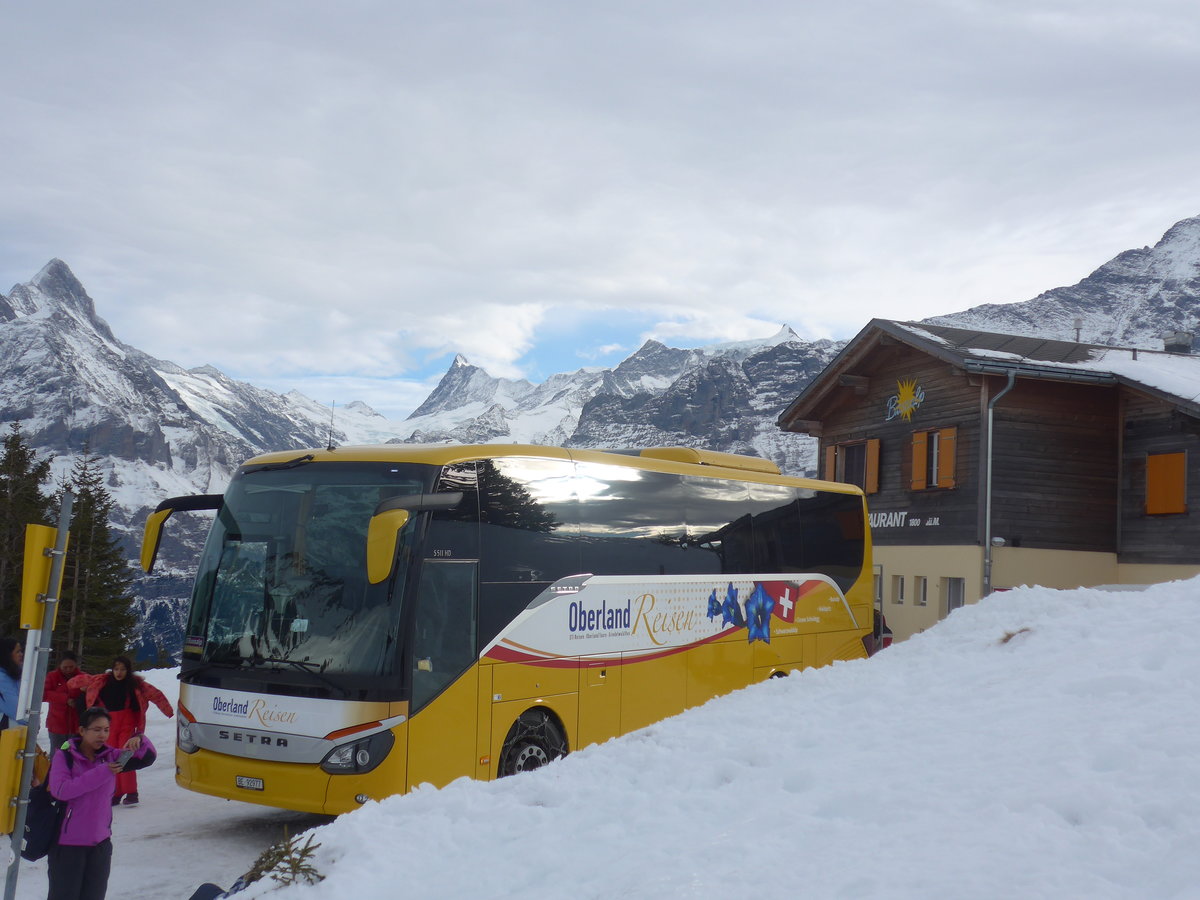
[1163,331,1194,354]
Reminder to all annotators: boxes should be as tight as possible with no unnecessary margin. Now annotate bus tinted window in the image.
[794,491,866,591]
[742,483,805,573]
[576,462,692,575]
[428,462,481,562]
[479,457,579,583]
[682,474,752,574]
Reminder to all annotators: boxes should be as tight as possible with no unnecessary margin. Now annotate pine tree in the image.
[58,450,136,666]
[0,423,54,635]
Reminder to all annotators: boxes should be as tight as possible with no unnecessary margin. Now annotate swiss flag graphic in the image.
[759,580,823,623]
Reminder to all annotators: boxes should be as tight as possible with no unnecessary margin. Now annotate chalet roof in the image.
[778,318,1200,429]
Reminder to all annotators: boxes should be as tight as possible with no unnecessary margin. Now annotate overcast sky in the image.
[3,1,1199,418]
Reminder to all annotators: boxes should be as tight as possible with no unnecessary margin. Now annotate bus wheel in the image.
[498,710,567,777]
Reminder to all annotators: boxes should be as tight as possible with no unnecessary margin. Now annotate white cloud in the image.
[3,0,1200,410]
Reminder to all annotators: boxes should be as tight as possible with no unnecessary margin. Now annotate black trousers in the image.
[47,839,112,900]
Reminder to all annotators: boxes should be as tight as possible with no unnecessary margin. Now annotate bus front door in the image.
[406,560,479,790]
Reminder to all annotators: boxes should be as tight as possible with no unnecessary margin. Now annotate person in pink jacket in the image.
[78,656,173,806]
[47,706,156,900]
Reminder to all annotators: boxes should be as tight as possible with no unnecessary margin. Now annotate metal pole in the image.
[4,491,73,900]
[983,374,1015,596]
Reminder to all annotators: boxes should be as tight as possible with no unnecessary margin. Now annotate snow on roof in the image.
[891,321,1200,407]
[1076,347,1200,404]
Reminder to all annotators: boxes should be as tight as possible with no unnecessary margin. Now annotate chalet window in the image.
[891,574,905,604]
[910,427,957,490]
[823,438,880,494]
[1145,451,1187,515]
[914,576,928,606]
[944,577,966,613]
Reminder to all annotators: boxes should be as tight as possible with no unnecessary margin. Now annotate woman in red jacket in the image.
[83,656,173,806]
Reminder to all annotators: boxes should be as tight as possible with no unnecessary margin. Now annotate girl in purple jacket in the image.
[47,706,156,900]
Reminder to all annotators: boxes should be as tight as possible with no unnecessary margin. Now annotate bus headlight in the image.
[178,719,198,754]
[320,730,394,774]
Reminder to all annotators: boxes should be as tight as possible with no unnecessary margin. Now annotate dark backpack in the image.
[21,752,72,862]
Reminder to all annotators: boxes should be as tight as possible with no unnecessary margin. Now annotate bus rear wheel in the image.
[498,709,567,777]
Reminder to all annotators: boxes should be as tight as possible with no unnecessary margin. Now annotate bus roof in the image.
[239,443,864,496]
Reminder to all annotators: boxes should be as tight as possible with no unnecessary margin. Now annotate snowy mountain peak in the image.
[699,325,799,357]
[32,257,81,291]
[3,258,120,348]
[927,214,1200,347]
[771,324,800,343]
[344,400,381,417]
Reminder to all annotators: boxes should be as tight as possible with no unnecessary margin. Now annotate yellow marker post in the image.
[0,728,25,835]
[6,496,73,900]
[19,524,67,631]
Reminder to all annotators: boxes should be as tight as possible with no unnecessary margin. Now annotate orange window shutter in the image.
[936,427,957,488]
[824,446,837,482]
[865,438,880,494]
[911,432,927,491]
[1146,452,1187,514]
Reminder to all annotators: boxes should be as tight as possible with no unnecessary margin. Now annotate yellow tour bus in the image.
[142,443,875,814]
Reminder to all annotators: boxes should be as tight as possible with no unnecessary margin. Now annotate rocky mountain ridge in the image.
[6,214,1200,659]
[926,216,1200,345]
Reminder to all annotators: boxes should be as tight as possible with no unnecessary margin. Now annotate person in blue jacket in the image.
[0,636,25,727]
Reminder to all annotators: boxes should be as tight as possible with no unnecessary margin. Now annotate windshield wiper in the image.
[242,453,315,475]
[181,658,243,682]
[251,654,348,697]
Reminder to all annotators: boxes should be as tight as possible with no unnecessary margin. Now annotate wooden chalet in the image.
[778,319,1200,641]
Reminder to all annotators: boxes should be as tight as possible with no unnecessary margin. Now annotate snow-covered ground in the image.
[12,672,329,900]
[15,576,1200,899]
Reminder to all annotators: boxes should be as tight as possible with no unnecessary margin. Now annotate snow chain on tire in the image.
[498,709,568,777]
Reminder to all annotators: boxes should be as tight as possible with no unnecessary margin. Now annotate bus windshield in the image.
[183,461,435,680]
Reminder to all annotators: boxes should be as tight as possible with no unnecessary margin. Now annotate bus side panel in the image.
[407,669,479,792]
[577,657,622,750]
[685,638,753,708]
[751,632,806,674]
[476,664,494,780]
[492,660,578,700]
[815,632,870,665]
[620,650,687,734]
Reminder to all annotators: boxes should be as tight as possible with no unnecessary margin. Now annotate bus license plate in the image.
[236,776,264,791]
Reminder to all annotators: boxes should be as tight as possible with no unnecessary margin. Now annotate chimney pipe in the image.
[1163,331,1194,354]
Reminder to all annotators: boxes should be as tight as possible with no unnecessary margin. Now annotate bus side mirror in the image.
[366,508,410,585]
[141,494,224,573]
[140,508,173,573]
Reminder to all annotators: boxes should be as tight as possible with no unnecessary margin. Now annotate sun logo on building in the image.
[886,378,926,421]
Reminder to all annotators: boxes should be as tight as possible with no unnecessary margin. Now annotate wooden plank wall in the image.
[812,347,1126,553]
[816,351,982,547]
[990,381,1118,551]
[1118,391,1200,564]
